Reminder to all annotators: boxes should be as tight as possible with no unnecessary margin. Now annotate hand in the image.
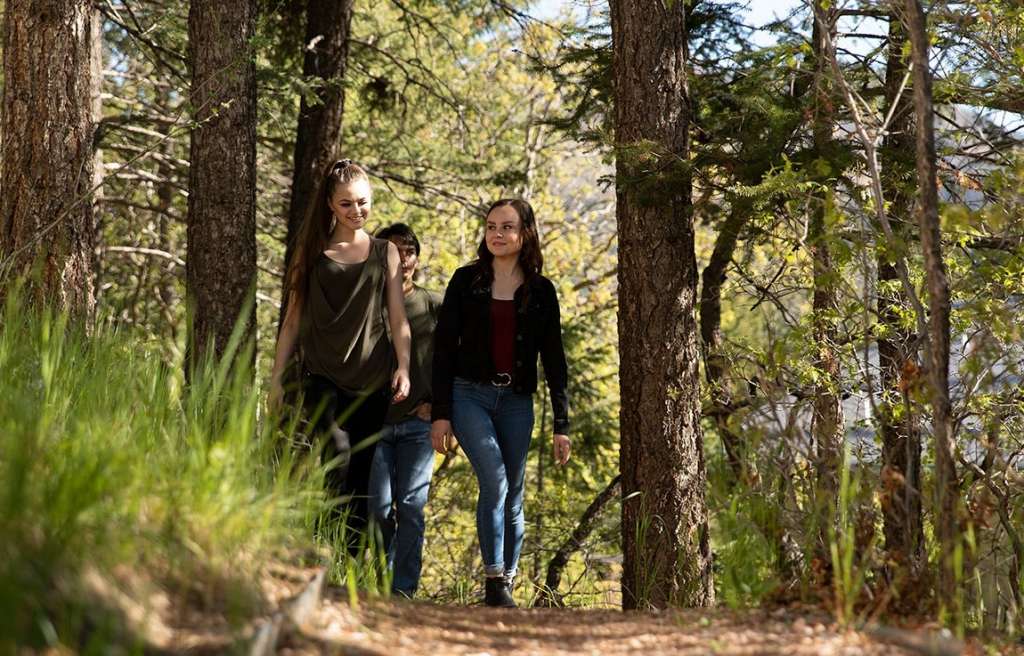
[267,380,284,413]
[430,419,456,455]
[414,402,432,422]
[391,368,411,403]
[553,433,571,466]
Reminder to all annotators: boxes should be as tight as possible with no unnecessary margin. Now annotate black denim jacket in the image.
[431,264,570,434]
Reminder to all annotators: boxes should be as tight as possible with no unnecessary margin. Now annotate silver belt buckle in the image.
[491,372,512,387]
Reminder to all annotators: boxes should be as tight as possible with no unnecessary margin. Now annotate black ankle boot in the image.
[484,576,516,608]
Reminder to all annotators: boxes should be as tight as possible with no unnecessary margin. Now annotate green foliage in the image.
[709,495,782,608]
[828,445,873,626]
[66,0,1024,633]
[530,13,613,146]
[0,291,323,652]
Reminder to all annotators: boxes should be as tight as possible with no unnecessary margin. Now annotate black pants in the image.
[303,372,389,553]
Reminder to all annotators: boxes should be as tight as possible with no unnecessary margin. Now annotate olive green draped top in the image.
[300,238,392,394]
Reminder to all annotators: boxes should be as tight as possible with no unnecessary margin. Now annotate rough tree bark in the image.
[809,1,845,559]
[280,0,354,328]
[1,0,97,318]
[903,0,960,619]
[186,0,257,370]
[878,11,925,591]
[611,0,713,609]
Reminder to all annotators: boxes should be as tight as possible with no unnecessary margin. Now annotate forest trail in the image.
[58,556,1008,656]
[278,591,963,655]
[225,564,973,656]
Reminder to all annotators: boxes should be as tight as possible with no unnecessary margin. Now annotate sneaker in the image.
[484,576,516,608]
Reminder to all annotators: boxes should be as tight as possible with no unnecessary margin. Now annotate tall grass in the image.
[0,292,325,652]
[829,444,870,626]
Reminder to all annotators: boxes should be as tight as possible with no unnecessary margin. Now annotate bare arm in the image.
[385,241,411,401]
[268,293,301,410]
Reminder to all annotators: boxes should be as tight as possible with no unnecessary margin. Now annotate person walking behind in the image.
[368,223,442,598]
[430,198,571,608]
[269,159,411,551]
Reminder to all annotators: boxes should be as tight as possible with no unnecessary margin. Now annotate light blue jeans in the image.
[451,377,534,578]
[368,416,435,596]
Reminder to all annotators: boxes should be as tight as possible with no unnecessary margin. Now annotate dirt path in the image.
[277,587,969,656]
[132,563,1011,655]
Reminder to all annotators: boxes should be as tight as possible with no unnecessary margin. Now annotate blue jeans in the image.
[451,378,534,578]
[368,416,435,596]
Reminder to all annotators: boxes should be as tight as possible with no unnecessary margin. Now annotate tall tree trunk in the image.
[878,11,924,592]
[1,0,96,319]
[186,0,257,370]
[903,0,960,620]
[280,0,353,326]
[809,1,845,560]
[611,0,713,609]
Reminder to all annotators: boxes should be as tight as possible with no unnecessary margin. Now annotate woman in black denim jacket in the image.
[430,198,571,607]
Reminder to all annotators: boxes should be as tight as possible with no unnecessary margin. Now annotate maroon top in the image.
[490,298,517,375]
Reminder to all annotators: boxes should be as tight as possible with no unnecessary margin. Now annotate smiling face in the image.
[484,204,523,259]
[328,179,373,232]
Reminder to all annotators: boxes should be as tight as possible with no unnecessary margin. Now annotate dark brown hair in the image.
[474,198,544,293]
[376,222,420,256]
[286,159,370,311]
